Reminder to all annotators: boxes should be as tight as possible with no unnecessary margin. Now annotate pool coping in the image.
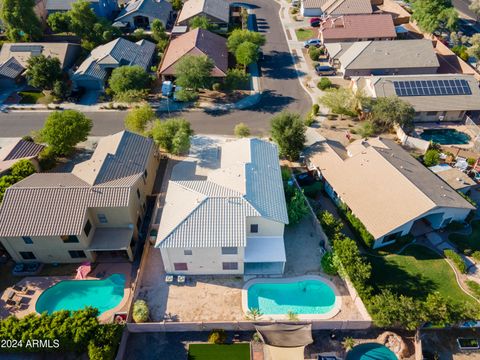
[241,275,342,320]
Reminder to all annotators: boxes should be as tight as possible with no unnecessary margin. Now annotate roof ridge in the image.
[341,41,371,68]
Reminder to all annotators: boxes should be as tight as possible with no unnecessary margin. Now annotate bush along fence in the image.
[337,203,375,248]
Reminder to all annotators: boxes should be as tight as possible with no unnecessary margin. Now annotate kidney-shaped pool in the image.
[243,276,341,319]
[36,273,126,315]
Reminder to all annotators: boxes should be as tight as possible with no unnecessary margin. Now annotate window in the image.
[222,262,238,270]
[137,188,141,199]
[221,247,238,255]
[69,250,86,259]
[61,235,79,243]
[97,213,108,224]
[20,251,36,260]
[174,262,188,271]
[184,249,193,256]
[84,220,92,236]
[22,236,33,244]
[250,224,259,233]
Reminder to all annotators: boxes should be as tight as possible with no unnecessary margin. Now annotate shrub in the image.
[444,249,467,274]
[38,146,57,170]
[234,122,250,137]
[338,204,375,248]
[321,252,338,275]
[302,181,322,198]
[423,149,440,167]
[245,307,263,320]
[467,157,476,166]
[208,329,227,344]
[175,88,199,102]
[318,210,343,239]
[22,135,34,142]
[212,82,222,91]
[466,280,480,298]
[308,47,321,61]
[281,166,292,181]
[286,187,309,225]
[132,300,149,323]
[287,310,299,321]
[357,122,375,138]
[312,104,319,115]
[317,78,333,90]
[225,68,249,90]
[304,113,315,126]
[472,251,480,262]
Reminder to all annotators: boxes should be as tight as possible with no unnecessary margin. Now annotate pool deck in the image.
[0,262,132,323]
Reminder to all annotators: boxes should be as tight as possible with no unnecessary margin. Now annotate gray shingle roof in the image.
[177,0,229,24]
[73,38,156,82]
[46,0,99,11]
[156,138,289,249]
[2,140,44,161]
[115,0,172,23]
[0,58,24,79]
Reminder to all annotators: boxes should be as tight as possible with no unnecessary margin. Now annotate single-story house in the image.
[319,14,396,43]
[155,138,289,275]
[301,0,372,17]
[0,131,160,263]
[114,0,172,29]
[352,74,480,122]
[429,164,477,194]
[72,37,156,91]
[0,42,80,88]
[324,39,440,77]
[0,138,45,175]
[158,28,228,79]
[45,0,118,19]
[176,0,230,28]
[306,133,474,248]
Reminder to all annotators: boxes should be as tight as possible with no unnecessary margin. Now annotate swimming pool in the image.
[346,343,397,360]
[36,273,125,315]
[420,129,470,145]
[244,276,339,319]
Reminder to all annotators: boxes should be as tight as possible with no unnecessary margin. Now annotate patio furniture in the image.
[177,275,185,284]
[165,275,174,283]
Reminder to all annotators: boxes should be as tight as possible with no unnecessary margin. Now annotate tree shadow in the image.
[261,50,306,80]
[250,90,295,113]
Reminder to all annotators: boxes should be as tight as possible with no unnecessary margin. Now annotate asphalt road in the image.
[452,0,478,20]
[0,0,310,137]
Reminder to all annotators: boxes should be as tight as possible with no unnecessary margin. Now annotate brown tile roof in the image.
[320,14,396,41]
[159,28,228,77]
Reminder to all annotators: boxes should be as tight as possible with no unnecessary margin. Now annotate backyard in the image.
[368,244,477,307]
[449,220,480,253]
[188,344,250,360]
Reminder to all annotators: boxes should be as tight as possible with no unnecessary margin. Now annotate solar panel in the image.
[10,45,43,55]
[392,79,472,97]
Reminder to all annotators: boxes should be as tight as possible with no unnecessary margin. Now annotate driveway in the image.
[0,0,311,137]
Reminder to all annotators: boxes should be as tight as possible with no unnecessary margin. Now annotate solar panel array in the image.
[393,79,472,97]
[10,45,43,56]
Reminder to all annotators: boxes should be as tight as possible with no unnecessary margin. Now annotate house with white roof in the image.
[72,37,156,91]
[114,0,172,30]
[306,133,475,248]
[0,131,160,263]
[155,138,289,275]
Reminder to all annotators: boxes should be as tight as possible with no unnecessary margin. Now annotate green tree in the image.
[470,0,480,18]
[321,252,338,275]
[235,41,259,69]
[467,34,480,60]
[25,55,62,91]
[319,88,365,117]
[39,110,93,155]
[175,55,214,91]
[286,187,309,225]
[370,96,415,133]
[151,19,168,42]
[0,175,18,202]
[132,300,149,323]
[412,0,458,33]
[109,66,151,96]
[189,16,218,31]
[10,159,36,178]
[47,12,71,33]
[318,210,343,239]
[270,112,306,161]
[125,105,156,134]
[172,0,183,11]
[52,80,71,101]
[234,123,251,137]
[424,292,454,326]
[1,0,42,41]
[225,68,249,90]
[227,29,266,53]
[423,149,440,166]
[69,0,98,40]
[150,118,194,155]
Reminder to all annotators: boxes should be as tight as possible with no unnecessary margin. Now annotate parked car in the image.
[315,64,336,76]
[291,0,300,6]
[310,17,321,27]
[304,39,322,48]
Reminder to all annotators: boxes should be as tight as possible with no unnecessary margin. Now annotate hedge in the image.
[466,280,480,299]
[444,249,467,274]
[338,204,375,248]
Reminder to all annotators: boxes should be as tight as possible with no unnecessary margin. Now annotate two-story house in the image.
[155,138,289,275]
[0,131,160,263]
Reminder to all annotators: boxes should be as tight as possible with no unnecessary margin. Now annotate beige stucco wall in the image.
[160,247,245,274]
[246,217,285,237]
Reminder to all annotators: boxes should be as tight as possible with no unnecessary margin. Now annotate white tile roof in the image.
[156,138,288,249]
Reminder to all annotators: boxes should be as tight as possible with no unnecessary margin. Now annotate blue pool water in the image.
[346,343,397,360]
[420,129,470,145]
[247,279,336,315]
[36,273,125,315]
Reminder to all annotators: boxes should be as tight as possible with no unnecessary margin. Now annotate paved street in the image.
[0,0,310,137]
[453,0,478,19]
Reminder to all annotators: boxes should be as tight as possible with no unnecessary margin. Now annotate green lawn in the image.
[368,245,476,306]
[295,28,315,41]
[19,91,44,104]
[449,220,480,253]
[188,344,250,360]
